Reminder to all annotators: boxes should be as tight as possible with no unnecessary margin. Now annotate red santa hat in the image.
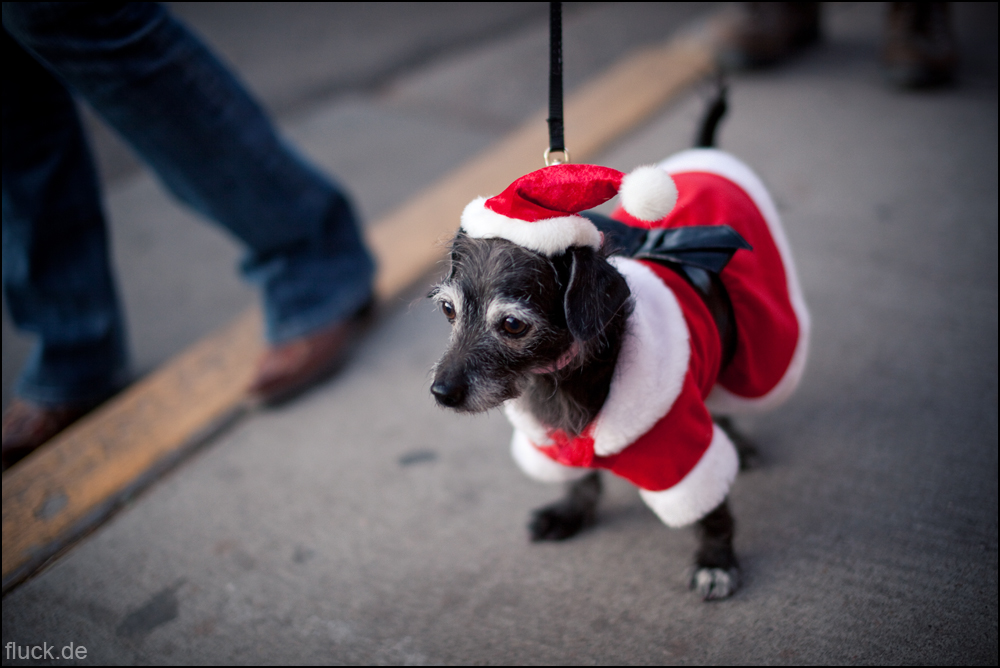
[460,163,678,256]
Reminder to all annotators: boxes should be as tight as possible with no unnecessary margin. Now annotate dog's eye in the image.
[502,316,529,336]
[441,301,456,321]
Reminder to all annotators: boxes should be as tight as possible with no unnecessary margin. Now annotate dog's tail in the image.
[694,78,728,149]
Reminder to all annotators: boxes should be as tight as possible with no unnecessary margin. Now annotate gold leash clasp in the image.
[543,147,571,166]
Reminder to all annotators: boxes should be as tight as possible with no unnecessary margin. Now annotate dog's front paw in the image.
[529,472,601,542]
[690,567,740,601]
[528,501,594,542]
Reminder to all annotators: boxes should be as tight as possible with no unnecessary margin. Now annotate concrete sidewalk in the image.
[2,2,997,665]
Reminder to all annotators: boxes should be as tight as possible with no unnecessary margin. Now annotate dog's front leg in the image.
[529,471,602,541]
[691,499,741,600]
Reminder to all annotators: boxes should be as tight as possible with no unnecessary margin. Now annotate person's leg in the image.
[2,28,128,408]
[1,26,128,467]
[2,2,376,349]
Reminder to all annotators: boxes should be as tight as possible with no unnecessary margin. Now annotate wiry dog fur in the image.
[430,235,631,434]
[430,233,741,600]
[430,89,745,600]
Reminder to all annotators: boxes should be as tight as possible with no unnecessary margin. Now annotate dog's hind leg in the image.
[715,416,759,470]
[691,498,741,600]
[528,471,602,541]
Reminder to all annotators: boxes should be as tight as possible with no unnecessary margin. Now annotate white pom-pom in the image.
[619,165,677,222]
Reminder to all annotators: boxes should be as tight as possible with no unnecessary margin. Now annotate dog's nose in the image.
[431,378,466,408]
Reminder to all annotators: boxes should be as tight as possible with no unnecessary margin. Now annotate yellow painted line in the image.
[2,28,716,593]
[2,310,262,591]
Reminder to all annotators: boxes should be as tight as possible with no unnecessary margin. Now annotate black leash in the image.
[542,9,747,365]
[545,1,568,165]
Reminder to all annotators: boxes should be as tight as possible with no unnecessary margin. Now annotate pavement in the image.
[2,2,997,665]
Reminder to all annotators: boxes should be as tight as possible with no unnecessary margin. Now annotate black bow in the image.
[581,212,752,274]
[581,212,750,370]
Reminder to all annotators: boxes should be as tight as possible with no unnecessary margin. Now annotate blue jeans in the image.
[2,3,376,406]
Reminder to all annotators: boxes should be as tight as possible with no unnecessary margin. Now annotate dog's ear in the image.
[445,230,468,281]
[563,246,630,342]
[428,233,465,298]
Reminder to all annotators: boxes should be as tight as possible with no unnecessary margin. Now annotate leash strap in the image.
[546,2,568,165]
[582,214,752,274]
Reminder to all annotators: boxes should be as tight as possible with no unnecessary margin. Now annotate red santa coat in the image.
[505,149,810,527]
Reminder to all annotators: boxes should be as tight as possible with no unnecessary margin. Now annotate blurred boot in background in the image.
[718,2,822,70]
[882,2,957,88]
[719,2,957,89]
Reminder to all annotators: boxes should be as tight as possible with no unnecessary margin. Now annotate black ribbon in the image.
[581,213,751,368]
[582,213,752,274]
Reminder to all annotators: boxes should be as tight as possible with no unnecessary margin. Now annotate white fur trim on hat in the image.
[638,423,739,527]
[460,197,602,256]
[619,165,678,222]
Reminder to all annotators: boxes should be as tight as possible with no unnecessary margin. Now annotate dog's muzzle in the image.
[431,373,467,408]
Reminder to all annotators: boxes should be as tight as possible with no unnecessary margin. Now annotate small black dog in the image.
[429,94,809,600]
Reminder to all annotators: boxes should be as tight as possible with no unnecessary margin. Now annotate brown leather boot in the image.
[247,300,375,405]
[882,2,957,88]
[2,399,92,471]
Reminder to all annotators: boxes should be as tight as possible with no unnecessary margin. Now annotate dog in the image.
[429,93,809,600]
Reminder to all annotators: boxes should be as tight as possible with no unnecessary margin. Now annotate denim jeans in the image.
[2,3,376,406]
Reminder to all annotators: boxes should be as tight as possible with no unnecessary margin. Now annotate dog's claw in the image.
[690,567,740,600]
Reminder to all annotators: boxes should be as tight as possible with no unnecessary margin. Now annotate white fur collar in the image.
[504,257,690,456]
